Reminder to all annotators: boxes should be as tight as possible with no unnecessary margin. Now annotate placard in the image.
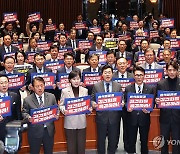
[82,72,102,86]
[118,34,131,41]
[78,40,93,49]
[31,72,56,89]
[30,105,58,124]
[134,36,146,46]
[7,73,25,89]
[157,90,180,109]
[160,18,174,28]
[57,73,70,89]
[89,27,101,34]
[137,52,145,64]
[130,21,139,29]
[37,41,52,51]
[89,51,107,64]
[28,12,41,22]
[169,38,180,49]
[3,52,15,60]
[26,52,36,63]
[45,24,56,31]
[144,69,164,85]
[44,60,64,74]
[112,78,135,92]
[65,96,91,115]
[74,22,86,30]
[127,93,154,111]
[96,92,123,111]
[157,48,176,61]
[3,12,17,22]
[104,38,119,49]
[58,48,73,60]
[0,96,11,117]
[150,31,159,38]
[11,42,23,50]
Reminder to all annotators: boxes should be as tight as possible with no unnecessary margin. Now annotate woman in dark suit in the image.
[60,70,91,154]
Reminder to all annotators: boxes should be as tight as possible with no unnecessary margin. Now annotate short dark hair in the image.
[64,53,74,59]
[0,74,9,81]
[88,54,99,61]
[119,40,127,45]
[50,44,58,50]
[3,56,15,63]
[133,66,145,74]
[31,32,41,39]
[144,48,155,55]
[101,65,113,74]
[15,51,26,63]
[96,34,104,40]
[32,77,45,87]
[3,34,12,40]
[140,39,149,45]
[59,33,67,39]
[106,50,115,57]
[68,70,81,81]
[166,61,179,71]
[28,37,37,45]
[34,53,45,60]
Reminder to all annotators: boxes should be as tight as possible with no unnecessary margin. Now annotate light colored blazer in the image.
[60,86,88,129]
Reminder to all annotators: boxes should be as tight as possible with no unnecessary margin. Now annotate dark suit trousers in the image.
[65,128,86,154]
[122,109,129,151]
[160,122,180,154]
[128,123,150,154]
[28,128,54,154]
[97,122,120,154]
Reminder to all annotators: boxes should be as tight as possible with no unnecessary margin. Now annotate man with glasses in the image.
[124,66,154,154]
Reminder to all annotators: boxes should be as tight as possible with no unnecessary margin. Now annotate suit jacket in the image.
[60,86,88,129]
[66,39,78,48]
[140,62,163,69]
[156,78,180,124]
[0,45,19,62]
[115,50,133,60]
[25,66,52,85]
[82,66,102,73]
[0,91,22,142]
[91,81,122,124]
[89,45,110,52]
[124,83,154,126]
[22,92,58,138]
[112,71,133,78]
[133,50,144,64]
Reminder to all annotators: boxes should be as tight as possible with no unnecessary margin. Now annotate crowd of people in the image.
[0,12,179,154]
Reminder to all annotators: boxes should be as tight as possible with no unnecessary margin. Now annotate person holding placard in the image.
[91,65,122,154]
[156,61,180,154]
[22,77,59,154]
[0,74,21,143]
[124,66,154,154]
[60,70,90,154]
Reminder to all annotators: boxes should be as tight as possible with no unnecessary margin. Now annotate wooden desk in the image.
[19,109,163,153]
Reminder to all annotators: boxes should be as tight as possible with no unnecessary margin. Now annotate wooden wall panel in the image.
[0,0,82,35]
[163,0,180,33]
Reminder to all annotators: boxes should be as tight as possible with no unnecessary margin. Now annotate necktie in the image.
[106,83,110,92]
[7,72,12,75]
[3,94,6,97]
[93,68,96,72]
[39,68,42,73]
[121,53,124,58]
[149,64,152,69]
[33,49,36,52]
[72,40,75,49]
[138,86,141,94]
[39,96,44,108]
[121,74,124,78]
[7,46,10,52]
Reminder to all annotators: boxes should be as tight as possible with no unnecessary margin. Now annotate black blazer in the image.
[25,66,52,85]
[156,78,180,124]
[89,45,110,52]
[124,83,154,126]
[82,66,102,73]
[0,45,19,62]
[0,91,22,142]
[112,71,133,78]
[91,81,122,124]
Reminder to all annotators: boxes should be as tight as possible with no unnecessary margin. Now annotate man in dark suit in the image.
[0,56,21,96]
[91,65,122,154]
[83,54,101,95]
[0,34,19,70]
[22,77,59,154]
[46,45,59,62]
[106,50,116,70]
[89,35,110,52]
[112,57,133,152]
[156,61,180,154]
[25,53,52,91]
[0,74,22,143]
[115,40,133,61]
[124,66,154,154]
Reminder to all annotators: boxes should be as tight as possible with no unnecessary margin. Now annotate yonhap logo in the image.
[152,135,165,149]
